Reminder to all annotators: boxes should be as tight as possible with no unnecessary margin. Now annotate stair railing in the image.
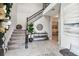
[25,3,50,48]
[28,8,44,21]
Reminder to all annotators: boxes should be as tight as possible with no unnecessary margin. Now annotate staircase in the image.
[27,3,50,24]
[28,9,44,24]
[8,30,25,50]
[26,3,50,41]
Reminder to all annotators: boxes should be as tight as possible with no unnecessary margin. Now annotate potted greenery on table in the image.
[28,23,34,42]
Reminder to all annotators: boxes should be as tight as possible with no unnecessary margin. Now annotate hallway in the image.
[5,30,62,56]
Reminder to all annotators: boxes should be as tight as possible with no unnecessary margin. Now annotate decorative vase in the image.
[28,34,33,42]
[29,38,33,42]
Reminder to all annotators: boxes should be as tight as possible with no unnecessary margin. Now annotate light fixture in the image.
[55,15,59,17]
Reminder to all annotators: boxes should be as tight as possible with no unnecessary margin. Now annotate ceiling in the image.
[43,3,60,17]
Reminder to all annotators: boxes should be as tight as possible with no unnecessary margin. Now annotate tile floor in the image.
[5,30,62,56]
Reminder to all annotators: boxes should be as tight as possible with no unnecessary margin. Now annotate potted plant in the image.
[28,23,34,42]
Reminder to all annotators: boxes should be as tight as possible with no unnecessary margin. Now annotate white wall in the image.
[60,4,79,50]
[43,3,57,15]
[49,17,52,40]
[4,4,17,48]
[16,3,43,30]
[33,16,51,38]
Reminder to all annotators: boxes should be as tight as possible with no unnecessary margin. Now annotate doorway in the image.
[51,16,58,46]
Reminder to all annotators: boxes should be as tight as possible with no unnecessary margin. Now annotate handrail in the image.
[27,3,50,21]
[28,8,44,21]
[25,4,50,48]
[28,8,43,18]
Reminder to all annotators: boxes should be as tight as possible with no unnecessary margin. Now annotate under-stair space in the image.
[26,4,50,41]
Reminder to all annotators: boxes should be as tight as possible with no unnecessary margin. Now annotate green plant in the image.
[28,23,34,42]
[28,23,34,34]
[3,3,13,19]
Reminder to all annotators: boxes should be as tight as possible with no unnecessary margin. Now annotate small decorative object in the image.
[28,23,34,42]
[16,24,22,29]
[6,20,11,30]
[0,8,5,20]
[29,38,33,42]
[0,27,5,33]
[2,20,11,30]
[36,24,43,31]
[7,20,11,25]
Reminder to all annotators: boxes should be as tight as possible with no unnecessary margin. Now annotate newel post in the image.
[25,17,28,49]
